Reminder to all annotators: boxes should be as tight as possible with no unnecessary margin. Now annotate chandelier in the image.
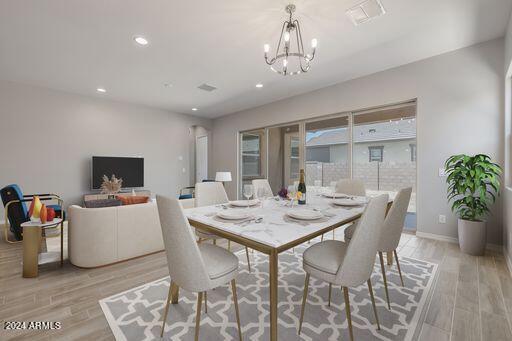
[264,4,317,76]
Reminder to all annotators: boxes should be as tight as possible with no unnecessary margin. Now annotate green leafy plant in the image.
[445,154,501,221]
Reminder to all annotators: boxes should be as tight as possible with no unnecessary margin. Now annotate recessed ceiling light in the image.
[255,83,263,88]
[133,36,149,46]
[192,108,198,111]
[96,88,106,93]
[164,83,172,88]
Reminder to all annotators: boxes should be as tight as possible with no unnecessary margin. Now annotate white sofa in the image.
[68,201,164,268]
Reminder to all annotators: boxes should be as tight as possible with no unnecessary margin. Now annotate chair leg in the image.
[197,237,202,244]
[321,234,324,242]
[213,239,217,245]
[204,291,208,313]
[367,279,381,330]
[195,292,203,341]
[394,249,405,287]
[298,273,310,334]
[3,224,19,244]
[378,252,391,310]
[328,283,332,307]
[160,283,173,337]
[228,240,231,251]
[245,247,251,272]
[343,287,354,341]
[333,229,335,240]
[231,279,243,341]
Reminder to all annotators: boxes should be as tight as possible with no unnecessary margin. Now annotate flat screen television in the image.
[92,156,144,190]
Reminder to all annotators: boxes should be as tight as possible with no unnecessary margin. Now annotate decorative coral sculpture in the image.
[100,174,123,196]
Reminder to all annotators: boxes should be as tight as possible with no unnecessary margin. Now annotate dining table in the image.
[180,192,392,341]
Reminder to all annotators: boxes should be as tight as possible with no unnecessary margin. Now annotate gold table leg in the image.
[387,251,393,265]
[269,250,278,341]
[60,221,64,266]
[170,281,180,304]
[23,226,41,278]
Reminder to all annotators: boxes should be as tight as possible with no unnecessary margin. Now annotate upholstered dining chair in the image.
[252,179,273,199]
[335,179,366,196]
[344,187,412,309]
[156,195,243,341]
[298,194,389,341]
[195,182,252,272]
[322,178,367,241]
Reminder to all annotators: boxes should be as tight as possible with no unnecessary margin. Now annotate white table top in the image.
[21,218,63,228]
[185,194,368,249]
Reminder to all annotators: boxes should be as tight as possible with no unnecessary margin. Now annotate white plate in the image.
[332,197,367,206]
[286,209,323,220]
[321,192,349,199]
[216,210,252,220]
[230,199,260,207]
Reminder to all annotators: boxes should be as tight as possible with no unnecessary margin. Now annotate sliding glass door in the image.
[305,115,350,187]
[238,102,417,231]
[352,104,417,230]
[267,124,302,194]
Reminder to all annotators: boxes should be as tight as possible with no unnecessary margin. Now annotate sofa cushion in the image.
[116,195,150,205]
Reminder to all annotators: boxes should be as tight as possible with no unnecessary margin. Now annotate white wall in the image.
[212,38,504,244]
[503,13,512,269]
[0,80,212,218]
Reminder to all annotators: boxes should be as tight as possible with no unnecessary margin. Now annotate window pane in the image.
[241,133,261,177]
[242,155,260,176]
[267,124,301,192]
[240,130,266,196]
[353,105,416,230]
[305,116,349,187]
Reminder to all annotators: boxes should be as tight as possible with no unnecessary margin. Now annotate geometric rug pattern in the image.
[100,240,438,341]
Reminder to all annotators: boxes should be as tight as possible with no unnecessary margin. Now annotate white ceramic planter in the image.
[458,218,486,256]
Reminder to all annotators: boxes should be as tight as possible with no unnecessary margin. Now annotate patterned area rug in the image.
[100,242,437,341]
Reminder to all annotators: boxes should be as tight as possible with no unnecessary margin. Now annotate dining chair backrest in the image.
[379,187,412,252]
[252,179,273,199]
[335,194,388,287]
[195,182,229,207]
[156,195,211,292]
[335,179,366,196]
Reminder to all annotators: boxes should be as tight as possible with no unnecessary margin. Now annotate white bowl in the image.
[332,197,367,206]
[286,209,323,220]
[321,192,349,199]
[217,210,252,220]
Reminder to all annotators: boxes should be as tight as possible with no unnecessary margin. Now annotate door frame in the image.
[195,135,208,183]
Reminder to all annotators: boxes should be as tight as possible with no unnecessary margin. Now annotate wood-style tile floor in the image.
[0,227,511,341]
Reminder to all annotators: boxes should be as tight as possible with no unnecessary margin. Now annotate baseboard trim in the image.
[504,247,512,276]
[415,231,502,252]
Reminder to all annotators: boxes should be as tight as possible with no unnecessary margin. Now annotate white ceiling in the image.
[0,0,511,118]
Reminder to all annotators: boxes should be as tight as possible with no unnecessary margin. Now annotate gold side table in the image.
[21,218,63,278]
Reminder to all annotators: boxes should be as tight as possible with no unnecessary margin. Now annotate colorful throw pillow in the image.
[116,195,150,205]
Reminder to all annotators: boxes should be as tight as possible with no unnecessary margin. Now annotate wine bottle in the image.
[298,169,307,205]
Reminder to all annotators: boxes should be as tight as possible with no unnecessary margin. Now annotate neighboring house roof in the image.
[306,119,416,146]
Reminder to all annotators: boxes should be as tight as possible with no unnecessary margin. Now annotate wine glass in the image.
[243,184,254,201]
[288,185,296,207]
[329,181,337,198]
[257,187,267,208]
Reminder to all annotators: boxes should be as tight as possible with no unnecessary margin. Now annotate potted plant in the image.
[445,154,501,255]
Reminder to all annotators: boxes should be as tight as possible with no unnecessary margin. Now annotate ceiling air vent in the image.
[346,0,386,26]
[197,83,217,92]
